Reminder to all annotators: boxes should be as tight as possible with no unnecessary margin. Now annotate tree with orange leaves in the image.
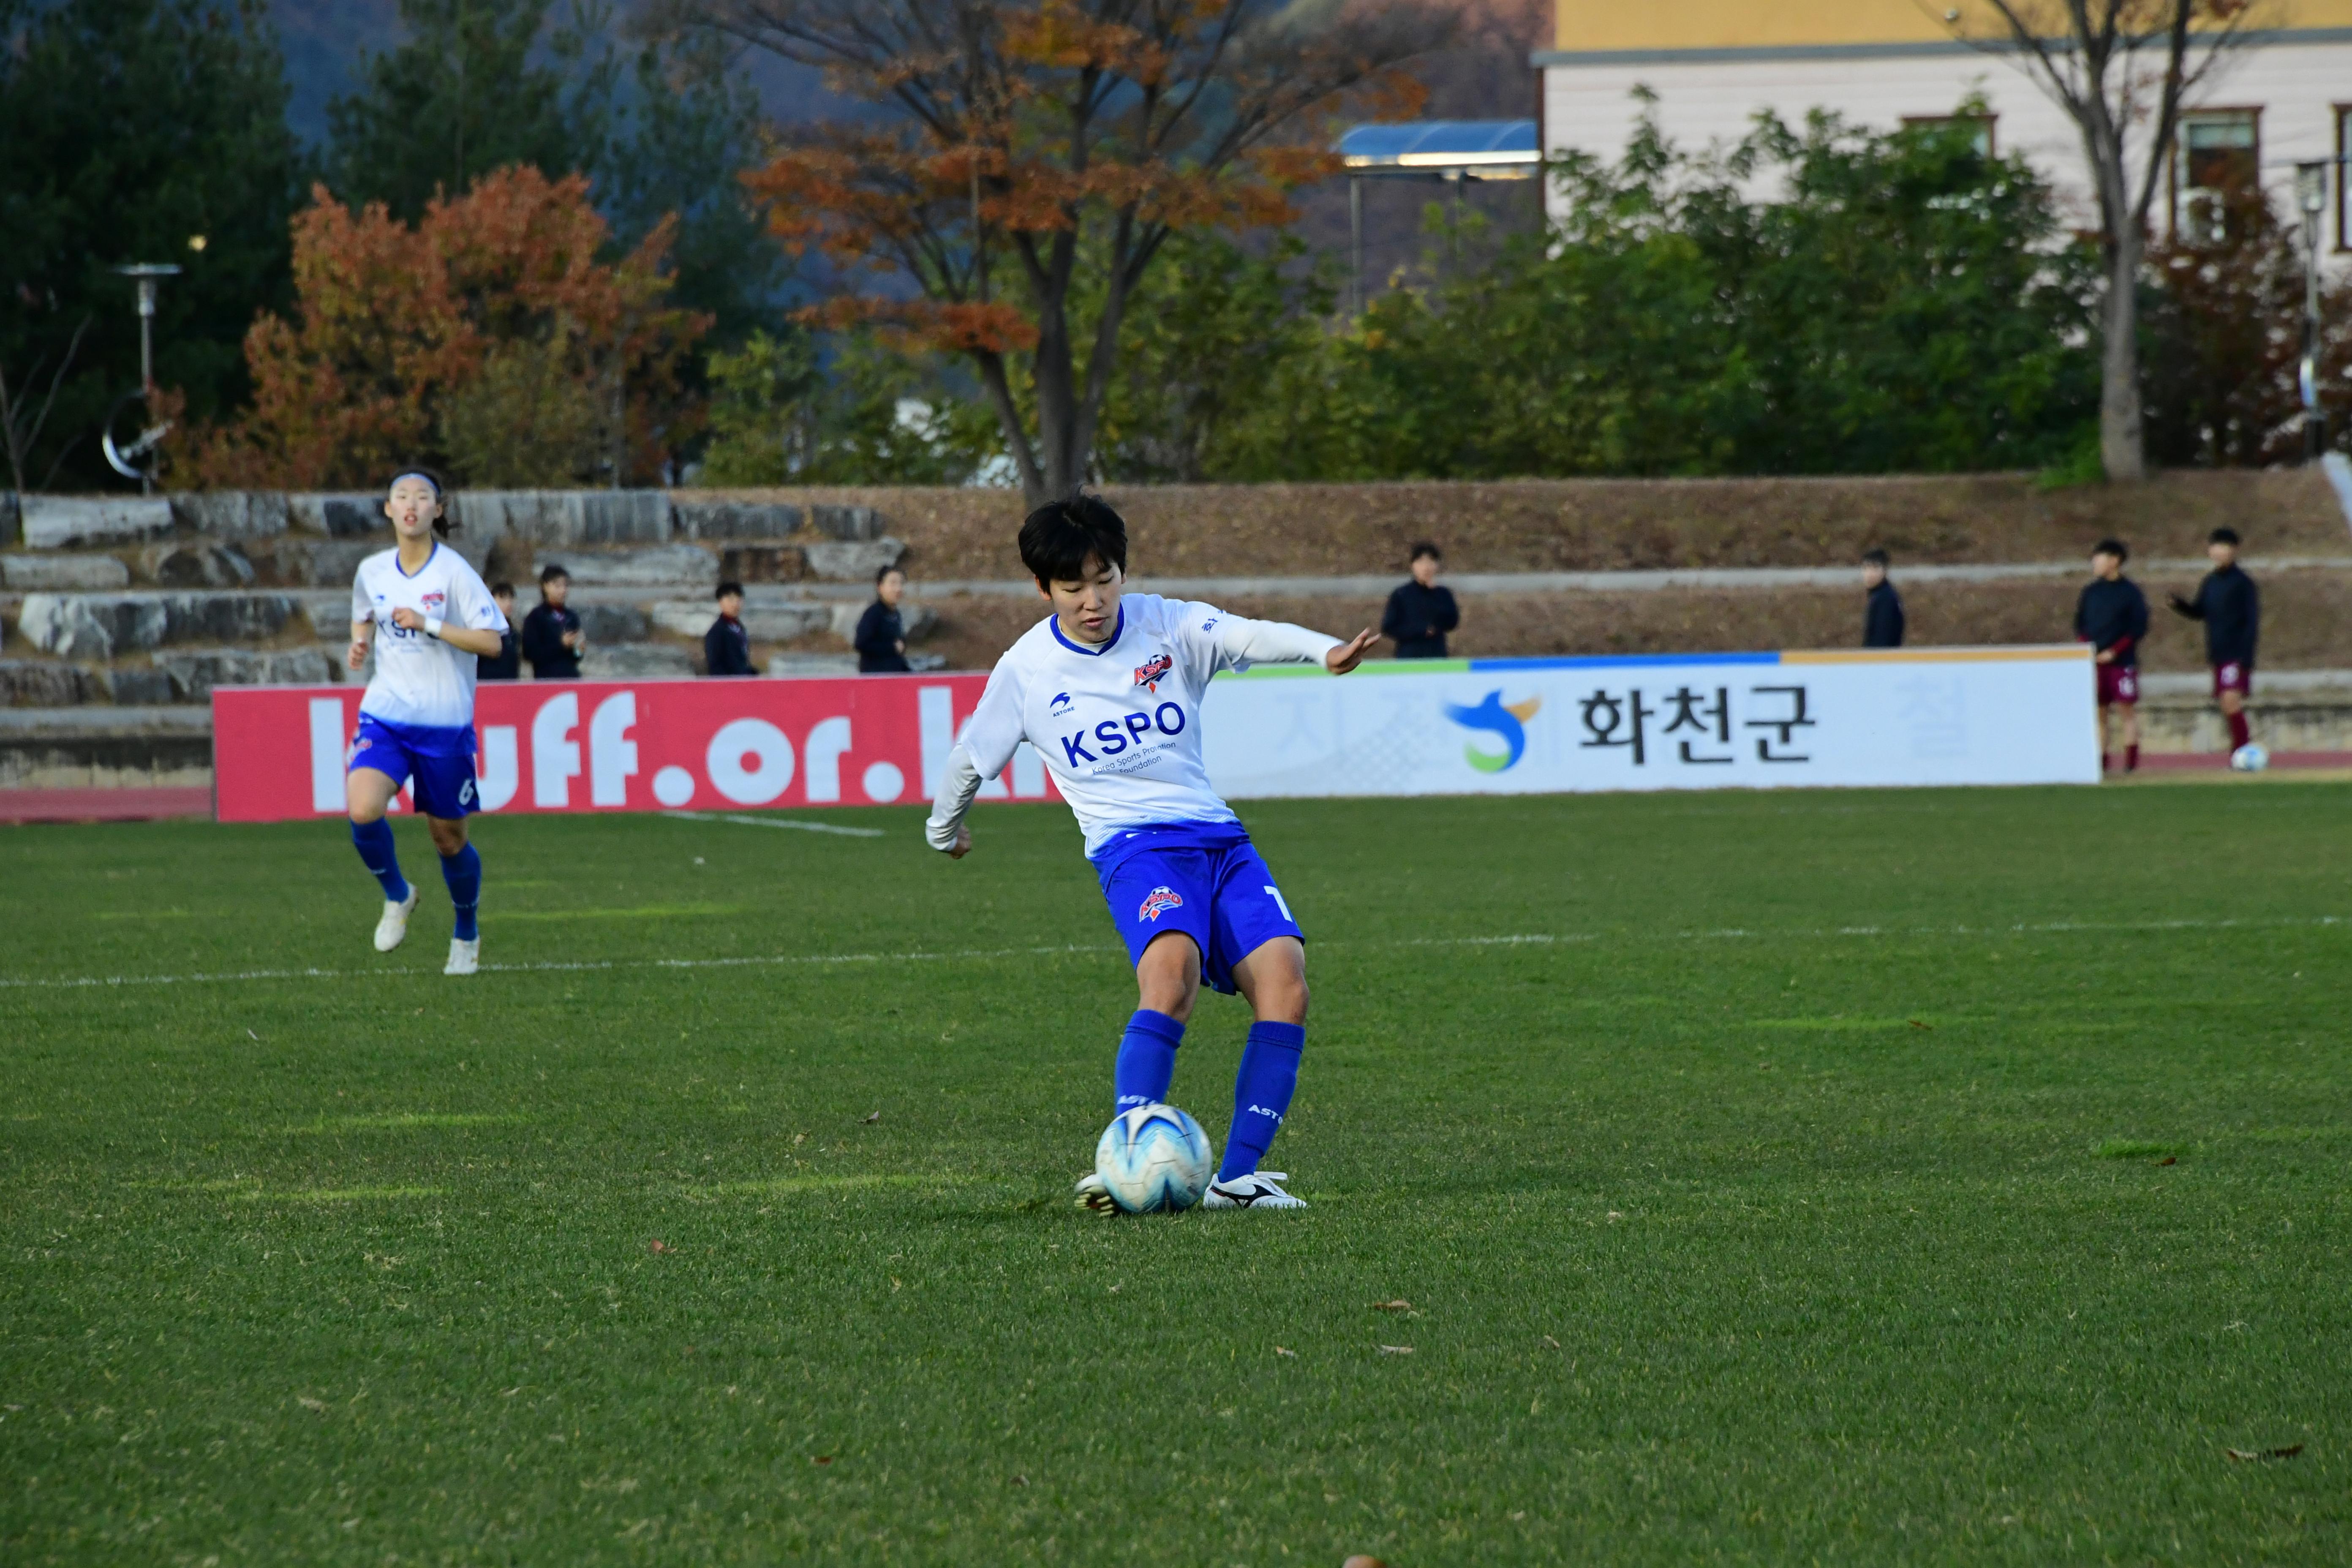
[179,166,710,490]
[666,0,1451,502]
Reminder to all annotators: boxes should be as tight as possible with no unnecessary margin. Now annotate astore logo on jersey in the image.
[1049,691,1073,716]
[1056,702,1188,766]
[1138,886,1184,922]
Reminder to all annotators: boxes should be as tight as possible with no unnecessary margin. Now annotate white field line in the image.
[662,810,887,838]
[3,915,2342,994]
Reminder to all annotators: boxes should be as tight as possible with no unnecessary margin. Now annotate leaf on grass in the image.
[861,1111,881,1124]
[1908,1018,1932,1030]
[296,1396,328,1413]
[247,1029,260,1041]
[1274,1346,1297,1358]
[2226,1444,2303,1461]
[1371,1299,1412,1312]
[1542,1334,1562,1350]
[813,1454,833,1465]
[1377,1345,1413,1355]
[649,1239,671,1255]
[2157,1155,2178,1166]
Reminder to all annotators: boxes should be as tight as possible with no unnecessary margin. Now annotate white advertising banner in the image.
[1199,646,2100,797]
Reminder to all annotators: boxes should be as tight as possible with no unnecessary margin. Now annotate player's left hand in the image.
[1324,627,1378,675]
[390,607,423,631]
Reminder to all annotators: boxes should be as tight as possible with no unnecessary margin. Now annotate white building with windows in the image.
[1535,1,2352,250]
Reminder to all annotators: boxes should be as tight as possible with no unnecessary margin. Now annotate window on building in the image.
[1901,114,1996,158]
[2175,109,2260,244]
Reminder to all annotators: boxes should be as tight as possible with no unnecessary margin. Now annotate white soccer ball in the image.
[2230,743,2269,772]
[1094,1103,1214,1214]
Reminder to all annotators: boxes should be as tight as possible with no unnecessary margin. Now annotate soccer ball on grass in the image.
[1094,1103,1214,1213]
[2230,743,2269,772]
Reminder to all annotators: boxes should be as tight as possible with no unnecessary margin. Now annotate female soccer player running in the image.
[343,470,509,976]
[927,496,1377,1210]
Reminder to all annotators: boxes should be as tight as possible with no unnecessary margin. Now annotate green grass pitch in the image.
[3,784,2347,1565]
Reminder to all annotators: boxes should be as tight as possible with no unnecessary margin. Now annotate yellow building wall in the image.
[1554,0,2352,53]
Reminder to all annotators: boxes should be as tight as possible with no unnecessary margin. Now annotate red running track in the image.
[0,787,213,823]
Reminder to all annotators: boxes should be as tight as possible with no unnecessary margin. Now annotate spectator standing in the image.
[2168,527,2260,754]
[855,565,913,673]
[705,581,756,675]
[1862,549,1905,648]
[521,564,583,679]
[2075,539,2149,773]
[1381,542,1458,659]
[477,582,521,680]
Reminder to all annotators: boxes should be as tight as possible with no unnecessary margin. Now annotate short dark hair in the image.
[2210,527,2240,547]
[539,563,569,586]
[1019,493,1128,587]
[490,580,514,597]
[876,561,906,586]
[715,580,743,600]
[1861,548,1890,568]
[2091,538,2128,562]
[1410,541,1441,564]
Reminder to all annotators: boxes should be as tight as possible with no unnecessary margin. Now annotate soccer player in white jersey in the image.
[344,470,509,976]
[928,495,1376,1210]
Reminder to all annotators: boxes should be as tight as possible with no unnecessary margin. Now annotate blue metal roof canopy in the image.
[1333,120,1543,313]
[1338,119,1541,177]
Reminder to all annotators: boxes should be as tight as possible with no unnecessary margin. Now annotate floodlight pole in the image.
[2296,162,2329,460]
[1349,175,1364,318]
[108,263,182,495]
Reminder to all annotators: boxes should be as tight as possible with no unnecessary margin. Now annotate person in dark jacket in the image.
[1861,549,1905,648]
[2167,527,2259,754]
[1381,542,1458,659]
[477,582,522,680]
[520,564,583,679]
[2075,539,2149,773]
[855,565,912,673]
[704,581,755,675]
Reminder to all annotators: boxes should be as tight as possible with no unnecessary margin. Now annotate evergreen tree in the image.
[0,0,301,492]
[325,1,782,353]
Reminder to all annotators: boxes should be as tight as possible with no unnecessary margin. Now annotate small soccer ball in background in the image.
[2230,743,2270,773]
[1094,1103,1213,1213]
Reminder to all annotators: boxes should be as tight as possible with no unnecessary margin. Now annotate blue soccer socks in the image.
[440,841,482,941]
[1113,1008,1186,1112]
[1220,1020,1304,1181]
[350,817,410,903]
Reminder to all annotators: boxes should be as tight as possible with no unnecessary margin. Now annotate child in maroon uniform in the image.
[2074,539,2148,773]
[2168,528,2259,754]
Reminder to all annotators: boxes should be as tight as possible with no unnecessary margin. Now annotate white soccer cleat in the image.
[373,886,419,952]
[1074,1171,1116,1214]
[1202,1170,1307,1210]
[444,937,479,977]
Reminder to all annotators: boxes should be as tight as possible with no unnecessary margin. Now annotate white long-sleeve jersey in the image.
[926,593,1340,859]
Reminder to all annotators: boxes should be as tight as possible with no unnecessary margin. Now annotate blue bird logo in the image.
[1442,690,1542,773]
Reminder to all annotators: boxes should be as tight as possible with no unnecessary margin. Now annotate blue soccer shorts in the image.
[347,714,480,819]
[1097,837,1303,995]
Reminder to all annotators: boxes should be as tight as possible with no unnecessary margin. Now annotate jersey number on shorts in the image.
[1263,885,1293,923]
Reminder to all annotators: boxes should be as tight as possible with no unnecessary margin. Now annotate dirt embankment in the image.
[889,571,2352,675]
[682,470,2351,580]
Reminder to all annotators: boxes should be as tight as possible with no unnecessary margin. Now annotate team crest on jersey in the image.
[421,591,446,611]
[1138,885,1183,922]
[1133,651,1173,691]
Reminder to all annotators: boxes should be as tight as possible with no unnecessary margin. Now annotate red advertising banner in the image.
[211,676,1056,823]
